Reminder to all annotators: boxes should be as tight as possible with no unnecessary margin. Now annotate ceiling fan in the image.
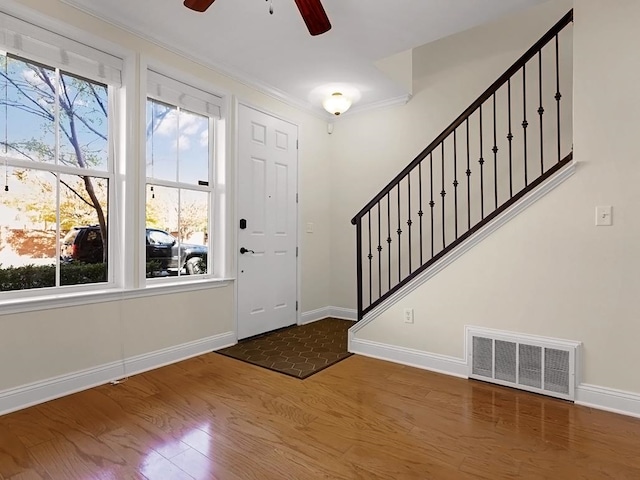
[183,0,332,36]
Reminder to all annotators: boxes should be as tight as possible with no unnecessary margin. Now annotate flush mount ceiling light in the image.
[322,92,352,116]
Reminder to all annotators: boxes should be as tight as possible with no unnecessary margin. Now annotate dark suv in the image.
[61,226,207,275]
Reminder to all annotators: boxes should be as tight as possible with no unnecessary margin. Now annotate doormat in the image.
[216,318,353,379]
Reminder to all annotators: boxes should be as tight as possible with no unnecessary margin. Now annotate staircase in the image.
[351,10,574,321]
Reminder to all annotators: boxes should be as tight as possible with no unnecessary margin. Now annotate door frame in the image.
[233,97,301,341]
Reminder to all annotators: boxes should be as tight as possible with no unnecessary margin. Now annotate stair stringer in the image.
[348,160,576,343]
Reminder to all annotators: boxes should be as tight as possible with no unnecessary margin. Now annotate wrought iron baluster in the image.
[507,79,513,198]
[377,202,382,299]
[355,220,363,319]
[397,183,402,283]
[523,64,529,186]
[387,192,391,291]
[453,129,458,240]
[538,50,545,175]
[429,152,435,258]
[466,118,471,230]
[418,162,424,266]
[407,172,412,273]
[367,211,372,306]
[492,92,498,210]
[555,33,562,163]
[441,142,446,249]
[479,105,485,219]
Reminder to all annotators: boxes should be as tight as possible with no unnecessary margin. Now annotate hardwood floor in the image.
[1,354,640,479]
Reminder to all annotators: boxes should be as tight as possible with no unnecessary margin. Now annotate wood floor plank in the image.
[98,426,190,467]
[2,354,640,479]
[168,447,240,480]
[2,409,55,450]
[341,443,472,480]
[136,450,193,480]
[28,437,112,480]
[4,470,50,480]
[0,428,31,479]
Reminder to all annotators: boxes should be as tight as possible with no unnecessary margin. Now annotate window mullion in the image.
[55,67,61,287]
[54,67,61,167]
[177,187,182,277]
[208,117,215,276]
[55,168,61,287]
[108,83,117,286]
[176,106,181,185]
[2,53,7,156]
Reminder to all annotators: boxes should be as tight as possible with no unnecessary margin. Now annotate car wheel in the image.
[186,257,204,275]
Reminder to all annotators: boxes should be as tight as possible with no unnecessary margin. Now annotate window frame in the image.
[140,62,226,287]
[0,8,231,312]
[0,49,118,299]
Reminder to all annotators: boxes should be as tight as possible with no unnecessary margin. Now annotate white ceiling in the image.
[61,0,546,117]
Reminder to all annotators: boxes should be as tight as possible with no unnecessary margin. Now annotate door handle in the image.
[240,247,255,254]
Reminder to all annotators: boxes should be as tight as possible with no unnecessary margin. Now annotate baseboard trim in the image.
[349,335,640,419]
[349,336,468,378]
[575,384,640,419]
[300,306,358,325]
[0,331,235,416]
[123,332,236,378]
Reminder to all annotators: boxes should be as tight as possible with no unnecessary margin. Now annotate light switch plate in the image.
[595,206,612,226]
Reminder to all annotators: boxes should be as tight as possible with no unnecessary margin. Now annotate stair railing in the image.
[351,10,574,320]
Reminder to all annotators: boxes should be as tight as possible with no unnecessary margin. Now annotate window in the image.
[145,70,221,280]
[0,14,122,294]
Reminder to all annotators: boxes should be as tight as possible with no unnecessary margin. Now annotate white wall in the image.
[0,0,332,398]
[352,0,640,395]
[0,287,233,390]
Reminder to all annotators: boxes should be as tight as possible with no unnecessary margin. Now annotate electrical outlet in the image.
[403,308,414,324]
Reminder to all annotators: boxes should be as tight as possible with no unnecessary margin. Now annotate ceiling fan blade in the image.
[183,0,216,13]
[294,0,332,36]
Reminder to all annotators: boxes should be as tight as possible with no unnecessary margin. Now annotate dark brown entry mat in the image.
[216,318,353,379]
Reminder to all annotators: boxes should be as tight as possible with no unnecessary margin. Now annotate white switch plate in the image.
[595,206,612,226]
[306,222,314,233]
[403,308,414,324]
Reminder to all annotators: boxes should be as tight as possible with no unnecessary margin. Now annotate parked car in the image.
[61,226,207,275]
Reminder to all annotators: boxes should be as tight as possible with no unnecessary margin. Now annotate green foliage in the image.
[60,263,108,286]
[0,263,107,291]
[145,260,164,278]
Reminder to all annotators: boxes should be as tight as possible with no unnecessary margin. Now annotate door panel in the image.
[237,105,298,340]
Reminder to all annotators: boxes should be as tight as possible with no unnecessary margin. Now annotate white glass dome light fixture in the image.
[323,92,352,116]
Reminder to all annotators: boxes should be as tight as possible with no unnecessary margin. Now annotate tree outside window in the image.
[0,53,111,291]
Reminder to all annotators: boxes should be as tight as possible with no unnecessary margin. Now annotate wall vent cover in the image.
[466,327,581,401]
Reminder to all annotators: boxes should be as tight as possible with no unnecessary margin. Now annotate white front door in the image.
[237,104,298,339]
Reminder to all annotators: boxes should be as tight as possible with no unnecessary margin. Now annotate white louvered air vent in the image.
[466,327,581,401]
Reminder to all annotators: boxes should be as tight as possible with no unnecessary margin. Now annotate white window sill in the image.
[0,278,235,316]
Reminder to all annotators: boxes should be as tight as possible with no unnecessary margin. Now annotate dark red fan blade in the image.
[294,0,331,36]
[183,0,216,13]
